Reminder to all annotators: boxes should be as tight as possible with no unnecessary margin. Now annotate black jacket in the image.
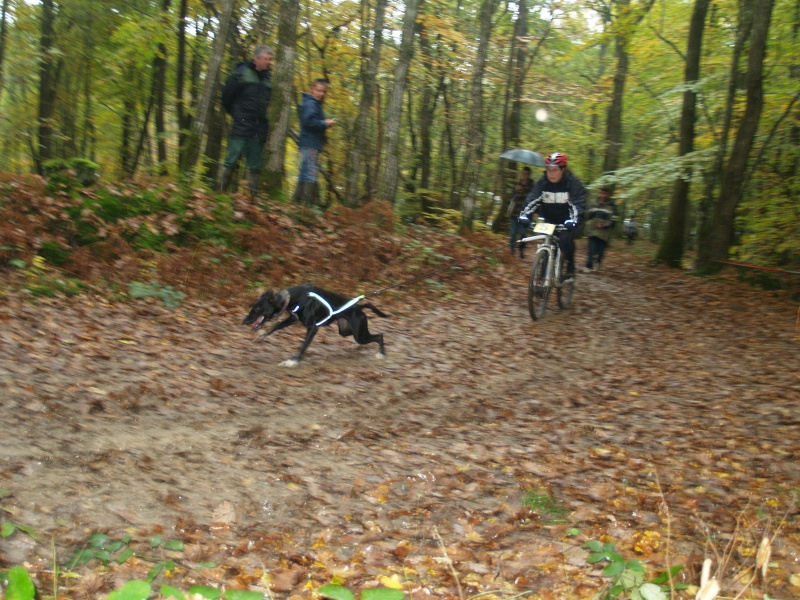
[522,170,587,225]
[221,61,272,141]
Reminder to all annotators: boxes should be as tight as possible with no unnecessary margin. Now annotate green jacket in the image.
[584,199,618,243]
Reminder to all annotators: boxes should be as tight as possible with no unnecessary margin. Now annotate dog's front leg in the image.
[258,314,298,341]
[281,326,319,367]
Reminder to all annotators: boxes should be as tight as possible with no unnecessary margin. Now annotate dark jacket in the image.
[221,61,272,141]
[522,170,586,225]
[298,92,328,151]
[585,198,618,243]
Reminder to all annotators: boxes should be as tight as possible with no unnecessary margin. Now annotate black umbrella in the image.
[499,148,546,167]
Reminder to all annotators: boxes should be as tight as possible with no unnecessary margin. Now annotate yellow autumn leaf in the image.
[118,339,137,345]
[378,574,404,589]
[790,573,800,587]
[465,531,484,542]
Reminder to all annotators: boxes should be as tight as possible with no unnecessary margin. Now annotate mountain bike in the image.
[520,222,575,320]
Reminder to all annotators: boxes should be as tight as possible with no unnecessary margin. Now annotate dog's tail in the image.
[362,303,389,318]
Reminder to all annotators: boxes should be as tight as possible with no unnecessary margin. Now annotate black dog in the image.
[242,284,389,366]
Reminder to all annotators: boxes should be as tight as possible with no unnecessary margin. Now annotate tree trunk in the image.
[460,0,499,229]
[493,0,527,234]
[345,0,386,206]
[35,0,57,173]
[0,0,9,104]
[697,0,775,268]
[153,0,171,176]
[656,0,710,268]
[182,0,236,178]
[81,42,95,161]
[697,0,753,250]
[602,0,655,176]
[378,0,420,204]
[263,0,299,198]
[120,90,137,177]
[442,83,458,207]
[417,26,442,194]
[176,0,189,170]
[602,24,628,175]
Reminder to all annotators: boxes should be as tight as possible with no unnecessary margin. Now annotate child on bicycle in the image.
[518,153,586,279]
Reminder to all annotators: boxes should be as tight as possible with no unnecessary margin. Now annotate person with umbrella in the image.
[508,167,534,257]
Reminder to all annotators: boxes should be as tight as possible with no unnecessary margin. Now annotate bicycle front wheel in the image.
[557,252,574,309]
[528,251,550,320]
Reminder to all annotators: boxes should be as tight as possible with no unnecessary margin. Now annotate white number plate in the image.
[533,222,556,234]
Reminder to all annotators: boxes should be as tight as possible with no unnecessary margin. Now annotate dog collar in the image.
[307,292,365,327]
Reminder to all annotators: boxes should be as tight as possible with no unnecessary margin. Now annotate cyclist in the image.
[518,152,586,279]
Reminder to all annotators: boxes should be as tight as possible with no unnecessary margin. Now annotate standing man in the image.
[219,45,274,197]
[582,186,618,272]
[294,79,335,205]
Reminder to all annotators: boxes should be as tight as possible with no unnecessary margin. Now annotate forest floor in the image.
[1,236,799,599]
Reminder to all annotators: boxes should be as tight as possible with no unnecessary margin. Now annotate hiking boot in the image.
[581,266,593,274]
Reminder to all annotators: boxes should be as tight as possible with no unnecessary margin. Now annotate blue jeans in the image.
[298,148,320,183]
[587,236,607,268]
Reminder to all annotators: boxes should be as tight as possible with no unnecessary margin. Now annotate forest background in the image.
[0,0,797,271]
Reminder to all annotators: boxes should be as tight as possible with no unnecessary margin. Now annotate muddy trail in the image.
[1,245,799,599]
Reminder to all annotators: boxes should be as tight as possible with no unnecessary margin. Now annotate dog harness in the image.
[292,292,365,327]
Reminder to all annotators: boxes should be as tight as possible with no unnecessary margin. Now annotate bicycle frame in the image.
[522,221,574,320]
[520,225,563,287]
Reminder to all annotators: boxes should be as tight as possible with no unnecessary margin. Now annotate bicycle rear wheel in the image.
[528,251,550,320]
[557,253,574,309]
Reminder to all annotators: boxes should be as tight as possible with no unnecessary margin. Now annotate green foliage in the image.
[188,585,222,599]
[160,585,187,600]
[43,158,100,192]
[38,240,72,267]
[1,521,38,541]
[68,532,135,568]
[127,281,185,308]
[107,580,152,600]
[584,540,687,600]
[3,565,36,600]
[521,488,570,523]
[21,255,84,298]
[319,583,405,600]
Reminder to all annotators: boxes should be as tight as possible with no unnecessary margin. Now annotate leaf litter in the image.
[1,234,799,599]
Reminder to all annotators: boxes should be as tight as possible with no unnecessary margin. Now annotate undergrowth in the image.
[0,175,507,304]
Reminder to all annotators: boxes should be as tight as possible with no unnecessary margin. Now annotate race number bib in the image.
[533,222,556,235]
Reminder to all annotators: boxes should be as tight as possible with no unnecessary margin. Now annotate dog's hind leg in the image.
[349,312,385,358]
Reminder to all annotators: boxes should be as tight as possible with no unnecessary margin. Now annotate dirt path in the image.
[1,245,798,597]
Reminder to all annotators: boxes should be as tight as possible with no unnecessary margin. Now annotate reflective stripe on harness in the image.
[307,292,365,327]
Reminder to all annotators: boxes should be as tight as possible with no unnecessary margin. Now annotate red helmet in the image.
[545,152,568,168]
